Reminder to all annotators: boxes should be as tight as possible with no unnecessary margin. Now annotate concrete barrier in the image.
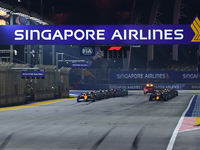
[0,95,26,107]
[34,92,54,101]
[0,63,71,106]
[61,91,69,98]
[0,98,6,106]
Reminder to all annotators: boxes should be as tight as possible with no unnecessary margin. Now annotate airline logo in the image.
[0,18,199,45]
[191,16,200,42]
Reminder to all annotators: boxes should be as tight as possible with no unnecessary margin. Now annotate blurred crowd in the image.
[170,64,197,71]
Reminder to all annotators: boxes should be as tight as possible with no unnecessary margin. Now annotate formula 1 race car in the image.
[117,88,128,96]
[102,90,110,99]
[92,91,102,100]
[98,90,105,99]
[149,90,169,101]
[110,89,118,97]
[143,84,156,94]
[116,89,126,97]
[166,88,178,98]
[122,89,128,96]
[105,90,112,98]
[149,89,178,101]
[76,88,129,103]
[77,92,96,102]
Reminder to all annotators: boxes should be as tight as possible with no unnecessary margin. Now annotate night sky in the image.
[2,0,200,25]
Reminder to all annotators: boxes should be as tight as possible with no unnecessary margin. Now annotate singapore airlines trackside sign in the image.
[0,16,199,45]
[191,17,200,42]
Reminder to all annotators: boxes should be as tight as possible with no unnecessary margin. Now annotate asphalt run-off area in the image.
[0,90,200,150]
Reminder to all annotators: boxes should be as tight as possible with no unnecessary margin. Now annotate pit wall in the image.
[0,95,26,107]
[77,83,200,90]
[32,66,70,101]
[32,65,56,101]
[0,63,71,106]
[34,92,54,101]
[0,63,28,106]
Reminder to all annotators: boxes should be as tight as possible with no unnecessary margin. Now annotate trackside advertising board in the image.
[71,63,89,67]
[110,70,200,82]
[77,83,200,90]
[1,16,200,45]
[21,71,45,78]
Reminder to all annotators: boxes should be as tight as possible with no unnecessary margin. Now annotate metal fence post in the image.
[10,13,13,63]
[52,45,55,65]
[56,52,58,90]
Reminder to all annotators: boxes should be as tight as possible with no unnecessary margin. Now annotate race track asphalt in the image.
[0,91,196,150]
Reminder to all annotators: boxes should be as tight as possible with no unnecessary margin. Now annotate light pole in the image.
[39,0,43,65]
[10,10,13,63]
[17,0,31,65]
[52,45,55,65]
[56,52,59,91]
[40,0,43,20]
[26,0,31,65]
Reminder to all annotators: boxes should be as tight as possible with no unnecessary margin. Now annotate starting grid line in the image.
[0,97,75,111]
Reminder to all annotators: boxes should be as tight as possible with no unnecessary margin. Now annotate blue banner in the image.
[108,84,185,90]
[21,71,45,78]
[77,83,200,90]
[80,47,95,56]
[110,70,199,81]
[184,84,200,90]
[71,63,89,67]
[0,16,200,45]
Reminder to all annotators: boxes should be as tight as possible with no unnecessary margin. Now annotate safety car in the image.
[143,84,156,94]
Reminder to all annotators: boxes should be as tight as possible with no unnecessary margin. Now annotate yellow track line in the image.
[0,97,75,111]
[195,117,200,126]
